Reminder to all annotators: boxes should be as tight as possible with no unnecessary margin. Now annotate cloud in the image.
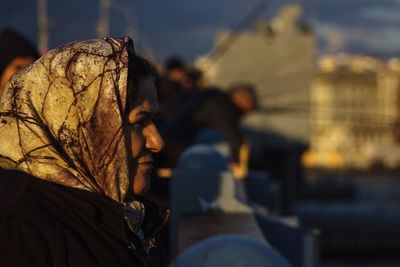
[142,24,219,61]
[317,24,347,52]
[317,23,364,53]
[361,6,400,23]
[317,22,400,56]
[361,27,400,52]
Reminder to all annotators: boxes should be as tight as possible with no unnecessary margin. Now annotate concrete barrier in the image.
[171,145,258,256]
[173,234,291,267]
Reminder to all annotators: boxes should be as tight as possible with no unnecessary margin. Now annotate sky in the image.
[0,0,399,62]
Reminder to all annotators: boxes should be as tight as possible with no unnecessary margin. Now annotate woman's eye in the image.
[132,118,150,128]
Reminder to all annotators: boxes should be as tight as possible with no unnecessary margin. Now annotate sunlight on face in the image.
[126,77,164,195]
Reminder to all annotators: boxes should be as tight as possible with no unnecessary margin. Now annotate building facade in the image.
[305,55,400,169]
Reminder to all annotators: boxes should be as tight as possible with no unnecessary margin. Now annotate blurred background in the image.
[1,0,400,266]
[2,0,399,60]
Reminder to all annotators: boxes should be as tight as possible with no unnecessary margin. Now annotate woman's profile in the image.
[0,37,168,267]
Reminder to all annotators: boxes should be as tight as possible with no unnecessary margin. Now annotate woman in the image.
[0,37,168,267]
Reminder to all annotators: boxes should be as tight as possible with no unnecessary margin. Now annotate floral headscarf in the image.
[0,38,133,202]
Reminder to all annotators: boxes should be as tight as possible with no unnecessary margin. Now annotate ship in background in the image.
[196,4,314,144]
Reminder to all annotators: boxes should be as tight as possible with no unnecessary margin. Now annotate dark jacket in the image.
[0,170,169,267]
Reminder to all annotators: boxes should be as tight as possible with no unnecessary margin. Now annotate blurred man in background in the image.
[157,81,258,169]
[0,28,39,96]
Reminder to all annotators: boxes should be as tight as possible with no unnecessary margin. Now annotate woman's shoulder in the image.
[0,170,52,266]
[0,169,31,207]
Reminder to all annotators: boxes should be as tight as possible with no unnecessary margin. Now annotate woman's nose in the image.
[144,123,165,153]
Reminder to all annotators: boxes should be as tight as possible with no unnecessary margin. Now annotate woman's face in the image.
[126,77,164,195]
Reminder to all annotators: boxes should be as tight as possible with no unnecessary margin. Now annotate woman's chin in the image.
[132,170,151,195]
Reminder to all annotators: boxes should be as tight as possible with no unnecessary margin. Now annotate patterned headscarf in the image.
[0,38,133,202]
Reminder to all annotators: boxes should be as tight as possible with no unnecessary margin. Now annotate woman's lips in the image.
[137,157,153,165]
[138,160,153,164]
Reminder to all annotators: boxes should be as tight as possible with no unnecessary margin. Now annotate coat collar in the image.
[26,174,169,250]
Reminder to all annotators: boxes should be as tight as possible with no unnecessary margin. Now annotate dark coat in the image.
[0,170,169,267]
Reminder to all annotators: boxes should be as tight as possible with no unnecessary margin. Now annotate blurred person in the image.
[163,55,186,84]
[181,66,203,91]
[157,83,257,168]
[157,56,187,116]
[0,37,169,267]
[228,83,258,114]
[0,28,39,96]
[149,83,258,249]
[161,57,202,92]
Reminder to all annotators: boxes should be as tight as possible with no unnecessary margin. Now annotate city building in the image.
[304,55,400,169]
